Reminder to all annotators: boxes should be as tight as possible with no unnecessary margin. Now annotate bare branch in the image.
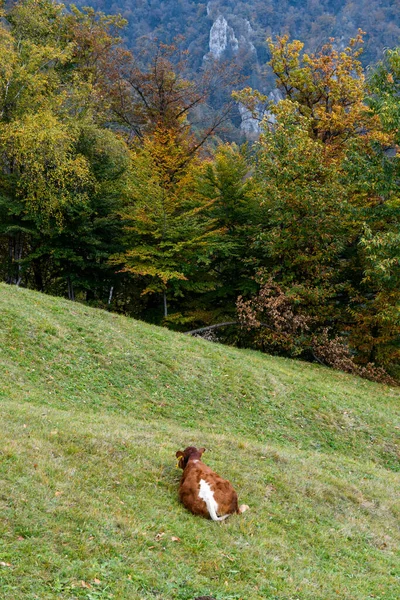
[184,321,275,336]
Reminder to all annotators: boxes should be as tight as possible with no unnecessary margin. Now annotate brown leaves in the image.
[80,579,101,588]
[237,275,397,384]
[80,581,91,589]
[237,277,312,355]
[312,329,397,385]
[151,532,181,548]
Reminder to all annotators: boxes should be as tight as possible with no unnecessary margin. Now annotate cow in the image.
[175,446,249,521]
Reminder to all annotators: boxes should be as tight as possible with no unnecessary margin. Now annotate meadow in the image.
[0,284,399,599]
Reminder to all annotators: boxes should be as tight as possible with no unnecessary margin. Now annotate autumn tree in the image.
[236,35,400,379]
[0,0,131,300]
[353,47,400,374]
[107,41,237,143]
[113,126,226,320]
[111,44,239,321]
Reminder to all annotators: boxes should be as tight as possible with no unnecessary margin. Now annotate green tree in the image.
[236,35,400,379]
[18,125,130,302]
[0,0,131,300]
[367,47,400,142]
[254,102,349,305]
[110,45,236,322]
[195,143,263,321]
[113,128,223,320]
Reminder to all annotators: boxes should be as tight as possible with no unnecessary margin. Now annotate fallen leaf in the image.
[55,491,63,497]
[265,484,276,498]
[93,578,101,585]
[221,553,235,562]
[171,536,181,542]
[81,581,91,589]
[0,562,12,567]
[155,532,165,541]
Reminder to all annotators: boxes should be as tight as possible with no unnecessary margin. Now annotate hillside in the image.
[0,284,399,599]
[68,0,400,138]
[73,0,400,81]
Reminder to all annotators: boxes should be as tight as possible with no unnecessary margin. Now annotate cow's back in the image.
[179,463,239,518]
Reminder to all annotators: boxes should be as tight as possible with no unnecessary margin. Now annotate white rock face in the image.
[238,103,261,136]
[209,15,238,59]
[243,19,257,54]
[264,88,284,125]
[239,89,284,137]
[268,88,283,105]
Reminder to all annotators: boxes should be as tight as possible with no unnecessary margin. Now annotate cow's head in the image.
[176,446,206,469]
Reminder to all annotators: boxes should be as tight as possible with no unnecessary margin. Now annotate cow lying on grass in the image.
[175,446,249,521]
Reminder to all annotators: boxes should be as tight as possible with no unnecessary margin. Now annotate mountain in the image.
[73,0,400,79]
[70,0,399,137]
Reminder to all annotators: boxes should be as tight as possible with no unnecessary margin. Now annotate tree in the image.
[195,143,263,320]
[106,40,239,147]
[0,0,131,300]
[20,125,130,302]
[235,35,400,379]
[237,33,388,152]
[110,44,238,321]
[254,101,349,303]
[113,125,228,319]
[367,47,400,142]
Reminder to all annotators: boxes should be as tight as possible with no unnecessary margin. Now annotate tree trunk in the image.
[15,236,22,286]
[184,321,275,335]
[7,234,23,285]
[86,289,95,302]
[67,277,75,301]
[108,286,114,305]
[163,290,168,318]
[32,259,44,291]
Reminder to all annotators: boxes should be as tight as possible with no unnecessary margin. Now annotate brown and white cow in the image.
[175,446,248,521]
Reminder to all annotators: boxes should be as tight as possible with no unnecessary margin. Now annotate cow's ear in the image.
[176,450,185,469]
[199,447,206,455]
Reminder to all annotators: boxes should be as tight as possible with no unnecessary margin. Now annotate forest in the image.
[0,0,399,383]
[72,0,400,138]
[73,0,400,72]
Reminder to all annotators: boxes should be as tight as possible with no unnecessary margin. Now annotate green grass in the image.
[0,283,399,599]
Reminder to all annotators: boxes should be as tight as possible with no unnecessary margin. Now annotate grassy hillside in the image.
[0,284,399,600]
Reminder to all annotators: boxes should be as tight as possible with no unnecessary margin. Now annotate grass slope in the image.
[0,284,399,600]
